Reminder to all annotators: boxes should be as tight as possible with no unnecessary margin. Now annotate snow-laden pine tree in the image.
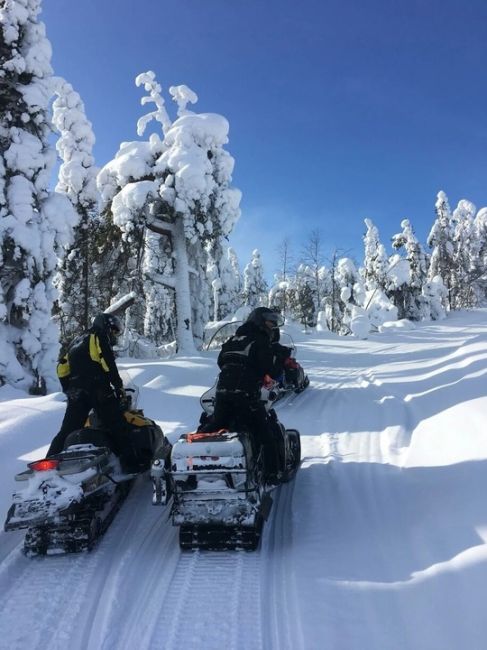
[363,218,389,292]
[427,191,455,309]
[287,264,316,328]
[268,276,290,316]
[334,257,363,334]
[385,253,415,320]
[52,78,100,345]
[422,276,447,320]
[0,0,76,390]
[242,249,267,308]
[98,72,241,352]
[472,207,487,305]
[218,246,242,319]
[207,243,241,322]
[450,199,477,309]
[392,218,429,319]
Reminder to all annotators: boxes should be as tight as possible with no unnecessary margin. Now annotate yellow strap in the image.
[124,411,152,427]
[57,356,70,379]
[89,334,109,372]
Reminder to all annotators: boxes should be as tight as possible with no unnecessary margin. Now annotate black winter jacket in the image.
[58,329,123,393]
[216,321,283,396]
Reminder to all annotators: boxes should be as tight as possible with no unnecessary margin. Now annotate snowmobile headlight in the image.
[28,459,60,472]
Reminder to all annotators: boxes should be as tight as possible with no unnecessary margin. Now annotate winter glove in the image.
[284,357,299,369]
[263,374,274,389]
[115,387,126,401]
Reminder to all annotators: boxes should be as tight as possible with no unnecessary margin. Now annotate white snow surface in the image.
[1,310,487,649]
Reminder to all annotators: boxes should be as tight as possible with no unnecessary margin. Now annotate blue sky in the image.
[43,0,487,279]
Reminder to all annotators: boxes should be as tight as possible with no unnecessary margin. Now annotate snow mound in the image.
[379,319,416,332]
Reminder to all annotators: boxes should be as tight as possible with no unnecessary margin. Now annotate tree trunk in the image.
[173,220,196,353]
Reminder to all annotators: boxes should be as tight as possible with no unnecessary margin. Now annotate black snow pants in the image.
[48,385,127,456]
[207,391,284,478]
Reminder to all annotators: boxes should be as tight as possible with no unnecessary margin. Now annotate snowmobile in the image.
[4,389,167,556]
[151,381,301,551]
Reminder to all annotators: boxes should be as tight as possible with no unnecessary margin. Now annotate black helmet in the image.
[92,312,123,344]
[246,307,283,331]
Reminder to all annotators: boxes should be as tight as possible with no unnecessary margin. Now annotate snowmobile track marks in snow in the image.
[157,551,263,650]
[262,478,305,650]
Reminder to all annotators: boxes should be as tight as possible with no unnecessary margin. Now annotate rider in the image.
[47,312,127,457]
[205,306,289,483]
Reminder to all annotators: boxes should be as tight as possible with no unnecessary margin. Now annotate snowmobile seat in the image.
[120,413,165,471]
[14,444,112,482]
[64,427,113,450]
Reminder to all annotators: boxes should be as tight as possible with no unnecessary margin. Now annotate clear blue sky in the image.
[43,0,487,279]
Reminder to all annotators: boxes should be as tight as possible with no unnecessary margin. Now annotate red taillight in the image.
[28,459,60,472]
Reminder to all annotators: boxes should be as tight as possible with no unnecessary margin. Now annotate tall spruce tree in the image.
[0,0,76,390]
[52,78,99,346]
[392,219,429,320]
[363,218,389,292]
[218,246,242,319]
[451,199,477,309]
[427,191,455,309]
[242,249,267,308]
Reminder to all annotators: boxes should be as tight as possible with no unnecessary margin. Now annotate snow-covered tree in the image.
[427,191,455,309]
[142,228,174,344]
[392,219,429,320]
[385,254,411,320]
[334,257,363,333]
[422,276,447,320]
[52,78,100,345]
[363,218,389,291]
[472,207,487,305]
[242,249,267,308]
[268,277,290,316]
[97,71,241,352]
[287,264,316,328]
[321,250,341,332]
[450,199,477,309]
[0,0,76,391]
[210,245,241,320]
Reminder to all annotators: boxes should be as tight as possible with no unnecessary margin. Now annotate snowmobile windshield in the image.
[265,313,284,328]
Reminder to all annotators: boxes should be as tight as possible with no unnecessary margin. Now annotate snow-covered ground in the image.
[1,310,487,650]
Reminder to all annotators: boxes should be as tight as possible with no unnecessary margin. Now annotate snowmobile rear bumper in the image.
[173,492,272,551]
[179,522,263,551]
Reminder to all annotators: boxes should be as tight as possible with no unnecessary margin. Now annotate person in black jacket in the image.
[47,313,127,456]
[206,306,289,482]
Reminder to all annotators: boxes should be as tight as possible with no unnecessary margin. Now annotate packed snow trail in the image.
[2,311,487,649]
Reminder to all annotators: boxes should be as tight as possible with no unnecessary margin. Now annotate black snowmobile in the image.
[151,381,301,551]
[4,389,167,556]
